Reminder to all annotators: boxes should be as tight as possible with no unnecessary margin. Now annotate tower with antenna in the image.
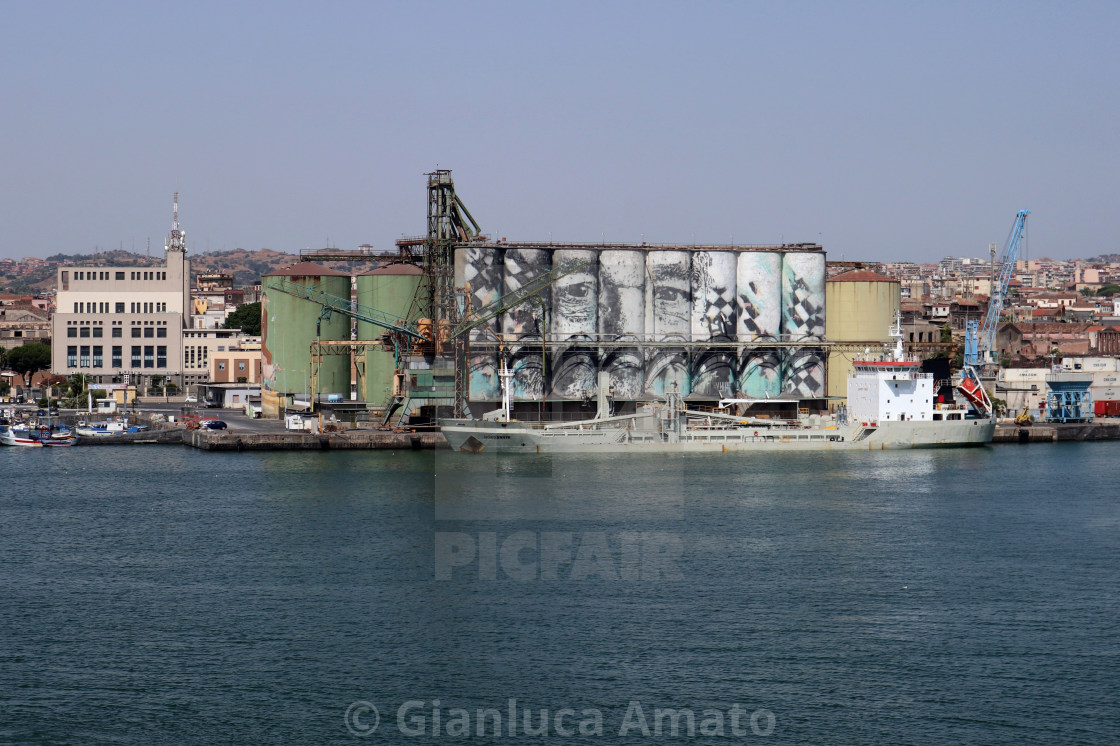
[166,191,187,254]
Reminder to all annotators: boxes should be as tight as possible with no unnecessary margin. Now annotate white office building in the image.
[51,200,192,389]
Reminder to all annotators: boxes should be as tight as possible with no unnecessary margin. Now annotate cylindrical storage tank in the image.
[781,251,826,339]
[454,246,503,333]
[550,249,599,399]
[736,251,783,398]
[736,251,783,340]
[645,250,691,396]
[453,246,503,401]
[262,263,352,409]
[781,251,826,398]
[598,250,646,399]
[782,348,827,399]
[501,247,552,400]
[825,269,901,406]
[738,349,782,398]
[690,250,737,398]
[356,264,424,405]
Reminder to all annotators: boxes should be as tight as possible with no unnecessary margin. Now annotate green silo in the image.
[262,262,352,414]
[355,263,423,405]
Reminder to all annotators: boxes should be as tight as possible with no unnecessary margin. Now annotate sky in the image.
[1,1,1117,263]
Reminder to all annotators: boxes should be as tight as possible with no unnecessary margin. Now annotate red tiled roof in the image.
[827,269,898,283]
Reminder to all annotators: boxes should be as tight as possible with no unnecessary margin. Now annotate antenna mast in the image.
[166,192,187,253]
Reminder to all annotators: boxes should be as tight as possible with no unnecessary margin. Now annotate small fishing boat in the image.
[0,425,76,447]
[73,418,147,437]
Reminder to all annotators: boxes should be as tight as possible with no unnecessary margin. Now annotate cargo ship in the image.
[440,320,995,453]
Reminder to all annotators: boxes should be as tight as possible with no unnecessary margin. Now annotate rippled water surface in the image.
[2,444,1117,744]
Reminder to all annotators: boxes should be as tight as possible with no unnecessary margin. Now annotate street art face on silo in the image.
[455,246,503,400]
[781,252,826,398]
[736,251,783,397]
[598,250,646,399]
[501,248,551,400]
[550,250,598,399]
[690,251,737,397]
[645,251,691,396]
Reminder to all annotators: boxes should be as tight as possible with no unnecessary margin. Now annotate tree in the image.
[940,324,953,344]
[1095,284,1120,297]
[7,342,51,385]
[223,302,261,336]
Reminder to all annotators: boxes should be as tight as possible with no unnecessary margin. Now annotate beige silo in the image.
[825,270,901,407]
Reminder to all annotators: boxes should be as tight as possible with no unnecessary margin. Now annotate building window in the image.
[112,346,122,368]
[144,346,155,368]
[156,327,167,338]
[67,346,77,367]
[144,327,154,338]
[92,327,103,338]
[116,302,125,313]
[68,327,77,338]
[112,327,122,338]
[218,362,226,371]
[79,346,90,368]
[156,346,167,368]
[116,271,125,280]
[238,361,246,371]
[92,346,103,367]
[79,327,90,338]
[131,327,141,338]
[131,346,142,368]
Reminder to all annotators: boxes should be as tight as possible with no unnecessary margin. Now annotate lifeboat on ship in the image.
[956,372,990,412]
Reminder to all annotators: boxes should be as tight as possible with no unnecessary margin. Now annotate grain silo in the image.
[690,250,737,398]
[449,238,826,408]
[550,248,599,398]
[736,251,783,397]
[825,269,901,406]
[598,249,646,399]
[645,249,692,396]
[355,264,424,406]
[261,263,352,416]
[781,251,826,398]
[501,247,551,400]
[453,245,504,401]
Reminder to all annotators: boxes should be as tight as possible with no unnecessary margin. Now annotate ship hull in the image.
[439,417,995,453]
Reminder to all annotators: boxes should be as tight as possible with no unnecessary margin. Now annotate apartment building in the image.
[182,329,259,387]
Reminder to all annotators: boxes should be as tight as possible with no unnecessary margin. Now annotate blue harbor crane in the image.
[957,209,1029,416]
[965,209,1029,367]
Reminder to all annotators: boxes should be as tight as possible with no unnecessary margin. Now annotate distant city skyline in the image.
[2,2,1117,263]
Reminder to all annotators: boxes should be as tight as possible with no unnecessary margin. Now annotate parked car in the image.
[184,396,198,403]
[202,420,228,430]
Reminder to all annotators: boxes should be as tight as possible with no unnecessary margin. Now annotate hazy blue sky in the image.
[2,1,1116,262]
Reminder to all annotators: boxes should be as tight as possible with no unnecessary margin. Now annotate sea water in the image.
[1,444,1117,744]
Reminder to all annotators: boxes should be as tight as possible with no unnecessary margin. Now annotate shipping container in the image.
[1093,400,1120,417]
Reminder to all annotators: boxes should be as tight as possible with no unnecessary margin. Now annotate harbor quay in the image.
[32,409,1120,449]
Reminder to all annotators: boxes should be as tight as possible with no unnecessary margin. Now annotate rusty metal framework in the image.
[309,340,387,404]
